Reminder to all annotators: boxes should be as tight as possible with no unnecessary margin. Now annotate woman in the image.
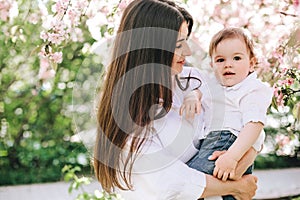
[94,0,258,199]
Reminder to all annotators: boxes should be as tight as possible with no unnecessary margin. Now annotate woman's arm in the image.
[134,138,258,200]
[201,174,258,200]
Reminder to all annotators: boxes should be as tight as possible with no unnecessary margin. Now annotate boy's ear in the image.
[249,57,256,72]
[210,61,213,68]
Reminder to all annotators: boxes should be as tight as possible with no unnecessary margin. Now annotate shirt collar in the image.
[223,71,257,91]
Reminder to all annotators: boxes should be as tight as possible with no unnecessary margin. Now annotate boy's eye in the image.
[216,58,224,62]
[233,56,241,61]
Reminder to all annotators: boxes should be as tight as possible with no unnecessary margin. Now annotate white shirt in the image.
[173,67,269,155]
[116,68,207,200]
[190,68,273,151]
[201,71,273,135]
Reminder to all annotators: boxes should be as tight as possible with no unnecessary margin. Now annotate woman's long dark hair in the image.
[94,0,193,192]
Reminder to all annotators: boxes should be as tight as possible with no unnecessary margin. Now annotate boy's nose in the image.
[225,60,232,68]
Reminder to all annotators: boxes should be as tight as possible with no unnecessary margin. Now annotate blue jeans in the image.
[186,130,253,200]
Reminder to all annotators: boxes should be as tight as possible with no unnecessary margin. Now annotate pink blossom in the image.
[272,51,283,63]
[294,0,299,8]
[286,78,294,86]
[0,1,11,21]
[67,8,76,20]
[40,69,56,80]
[70,27,83,42]
[280,67,288,74]
[51,20,67,33]
[275,134,290,148]
[0,10,9,21]
[276,80,284,86]
[48,32,64,44]
[50,52,63,63]
[118,0,130,10]
[40,31,48,41]
[277,96,284,106]
[274,87,284,106]
[273,87,280,97]
[100,6,109,15]
[28,13,40,24]
[39,57,50,69]
[67,8,79,26]
[74,0,89,11]
[38,57,56,80]
[53,0,68,16]
[31,89,38,96]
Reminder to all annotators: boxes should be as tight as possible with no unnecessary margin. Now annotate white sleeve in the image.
[160,159,207,200]
[132,142,206,200]
[252,128,265,152]
[240,83,273,152]
[240,84,273,126]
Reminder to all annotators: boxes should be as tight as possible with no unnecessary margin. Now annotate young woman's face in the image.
[171,21,191,75]
[210,38,255,87]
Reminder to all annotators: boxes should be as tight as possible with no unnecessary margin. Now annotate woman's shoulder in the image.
[181,66,202,77]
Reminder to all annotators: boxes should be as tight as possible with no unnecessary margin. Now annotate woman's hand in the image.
[232,174,258,200]
[201,173,257,199]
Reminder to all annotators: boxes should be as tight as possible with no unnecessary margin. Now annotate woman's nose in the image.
[182,42,192,56]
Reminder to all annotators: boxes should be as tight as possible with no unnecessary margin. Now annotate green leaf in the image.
[61,165,71,173]
[64,172,73,182]
[292,103,300,122]
[68,184,73,193]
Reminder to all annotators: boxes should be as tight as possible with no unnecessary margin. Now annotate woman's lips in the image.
[177,60,185,65]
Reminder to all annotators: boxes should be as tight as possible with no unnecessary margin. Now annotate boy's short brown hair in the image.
[209,27,256,59]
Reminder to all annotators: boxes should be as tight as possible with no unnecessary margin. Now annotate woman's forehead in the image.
[178,22,189,39]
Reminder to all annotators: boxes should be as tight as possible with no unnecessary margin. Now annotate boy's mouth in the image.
[223,72,235,76]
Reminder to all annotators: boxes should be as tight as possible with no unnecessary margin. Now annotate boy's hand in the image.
[179,90,202,119]
[213,152,238,181]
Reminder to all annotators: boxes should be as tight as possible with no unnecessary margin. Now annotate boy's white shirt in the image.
[201,71,273,135]
[180,67,273,151]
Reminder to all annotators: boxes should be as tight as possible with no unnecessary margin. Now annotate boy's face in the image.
[210,37,255,87]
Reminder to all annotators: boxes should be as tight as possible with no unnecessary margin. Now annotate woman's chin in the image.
[171,67,183,75]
